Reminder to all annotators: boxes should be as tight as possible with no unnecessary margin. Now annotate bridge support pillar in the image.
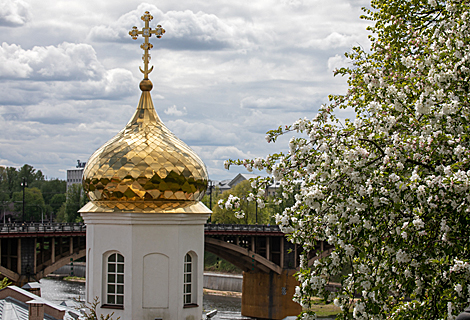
[241,270,301,320]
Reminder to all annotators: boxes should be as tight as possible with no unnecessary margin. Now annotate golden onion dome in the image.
[82,79,208,212]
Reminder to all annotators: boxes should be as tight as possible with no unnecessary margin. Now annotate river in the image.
[39,278,251,319]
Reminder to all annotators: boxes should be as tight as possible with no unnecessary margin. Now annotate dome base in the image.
[79,200,211,214]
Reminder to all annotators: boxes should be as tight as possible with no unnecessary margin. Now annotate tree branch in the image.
[405,158,435,172]
[359,138,385,156]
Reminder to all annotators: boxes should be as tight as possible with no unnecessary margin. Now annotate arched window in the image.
[106,253,124,306]
[183,253,195,305]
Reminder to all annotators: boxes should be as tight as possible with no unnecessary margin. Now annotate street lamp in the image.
[21,177,27,223]
[208,180,213,209]
[208,180,213,223]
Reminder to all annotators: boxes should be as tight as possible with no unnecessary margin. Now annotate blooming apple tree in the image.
[221,0,470,318]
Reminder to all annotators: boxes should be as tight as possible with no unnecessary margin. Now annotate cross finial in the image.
[129,11,165,80]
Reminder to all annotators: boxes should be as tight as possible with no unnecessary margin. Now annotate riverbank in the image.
[204,288,242,298]
[46,274,85,282]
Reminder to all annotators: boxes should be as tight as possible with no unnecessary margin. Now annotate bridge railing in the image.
[0,222,86,233]
[0,222,280,234]
[204,224,281,233]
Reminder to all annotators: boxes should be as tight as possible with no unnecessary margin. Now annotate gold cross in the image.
[129,11,165,79]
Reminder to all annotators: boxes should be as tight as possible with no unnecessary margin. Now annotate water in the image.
[39,278,250,319]
[203,293,251,319]
[40,278,85,304]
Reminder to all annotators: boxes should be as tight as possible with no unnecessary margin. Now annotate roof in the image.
[0,297,56,320]
[0,297,29,320]
[0,286,81,320]
[21,283,41,290]
[228,173,259,188]
[212,174,283,192]
[215,179,232,189]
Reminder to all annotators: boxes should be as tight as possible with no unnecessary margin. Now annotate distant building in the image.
[66,160,86,192]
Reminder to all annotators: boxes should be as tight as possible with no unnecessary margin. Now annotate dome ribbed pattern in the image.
[82,88,208,211]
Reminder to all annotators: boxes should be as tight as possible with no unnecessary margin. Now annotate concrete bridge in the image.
[0,223,86,287]
[0,222,333,320]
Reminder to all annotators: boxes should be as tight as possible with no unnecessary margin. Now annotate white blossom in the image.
[222,0,470,318]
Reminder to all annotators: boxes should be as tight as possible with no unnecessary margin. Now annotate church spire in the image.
[129,11,166,80]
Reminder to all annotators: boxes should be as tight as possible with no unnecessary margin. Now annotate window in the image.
[183,253,193,305]
[106,253,124,306]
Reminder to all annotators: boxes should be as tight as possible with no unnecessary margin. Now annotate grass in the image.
[63,276,85,282]
[309,298,342,318]
[311,304,341,318]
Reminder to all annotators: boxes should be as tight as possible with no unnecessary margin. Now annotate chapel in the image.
[79,11,211,320]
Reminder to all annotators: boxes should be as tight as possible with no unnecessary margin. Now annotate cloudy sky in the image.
[0,0,371,181]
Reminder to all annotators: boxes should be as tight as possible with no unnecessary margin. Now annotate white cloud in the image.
[300,32,362,50]
[210,146,251,160]
[164,105,187,116]
[327,54,350,73]
[191,145,255,179]
[0,0,31,27]
[280,0,304,8]
[87,3,265,50]
[24,101,81,124]
[66,68,137,100]
[166,119,239,146]
[240,96,306,110]
[0,42,105,80]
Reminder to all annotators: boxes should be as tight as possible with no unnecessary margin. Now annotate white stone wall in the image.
[81,210,209,320]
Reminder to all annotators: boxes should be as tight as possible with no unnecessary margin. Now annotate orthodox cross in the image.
[129,11,165,79]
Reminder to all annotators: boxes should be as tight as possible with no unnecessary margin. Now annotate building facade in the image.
[66,160,86,192]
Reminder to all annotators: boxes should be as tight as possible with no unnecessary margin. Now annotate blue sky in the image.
[0,0,370,181]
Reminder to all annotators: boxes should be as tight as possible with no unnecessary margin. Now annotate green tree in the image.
[31,179,67,221]
[0,167,10,202]
[1,167,19,199]
[0,276,10,289]
[223,0,470,318]
[49,193,66,216]
[56,184,86,223]
[12,187,45,222]
[0,165,48,200]
[56,202,67,223]
[18,164,44,186]
[31,178,66,206]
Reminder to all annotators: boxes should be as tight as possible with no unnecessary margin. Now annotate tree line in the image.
[0,164,86,223]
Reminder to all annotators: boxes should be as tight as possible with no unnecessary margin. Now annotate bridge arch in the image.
[0,249,86,284]
[36,249,86,280]
[204,237,282,274]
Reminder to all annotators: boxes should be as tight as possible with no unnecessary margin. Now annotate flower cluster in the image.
[224,0,470,318]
